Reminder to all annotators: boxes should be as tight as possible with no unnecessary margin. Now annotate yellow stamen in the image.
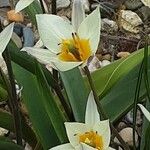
[58,33,91,62]
[79,131,103,150]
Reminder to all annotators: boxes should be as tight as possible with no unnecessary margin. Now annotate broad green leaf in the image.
[0,109,37,148]
[0,139,23,150]
[100,63,149,121]
[12,63,60,149]
[24,0,42,26]
[60,68,89,122]
[92,47,150,98]
[35,61,68,143]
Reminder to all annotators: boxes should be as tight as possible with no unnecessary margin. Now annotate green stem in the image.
[84,66,130,150]
[133,61,144,150]
[3,48,23,146]
[143,38,150,101]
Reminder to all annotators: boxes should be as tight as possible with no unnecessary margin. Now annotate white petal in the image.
[15,0,34,13]
[36,14,74,54]
[0,23,14,58]
[141,0,150,7]
[81,143,96,150]
[93,120,110,149]
[21,47,57,64]
[85,91,100,128]
[53,60,82,72]
[72,0,85,31]
[104,147,115,150]
[50,143,74,150]
[78,7,100,54]
[22,47,81,71]
[65,122,89,147]
[138,104,150,122]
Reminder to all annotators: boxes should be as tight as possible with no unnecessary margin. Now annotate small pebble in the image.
[125,109,142,125]
[23,27,34,47]
[102,18,118,33]
[120,10,143,33]
[101,60,111,67]
[117,122,127,130]
[7,10,24,22]
[0,127,8,136]
[124,0,143,10]
[0,0,10,7]
[102,54,111,61]
[57,0,70,10]
[114,127,139,147]
[83,0,90,12]
[117,52,130,58]
[88,56,101,72]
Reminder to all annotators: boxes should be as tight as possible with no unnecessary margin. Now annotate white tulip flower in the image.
[22,0,101,71]
[50,92,114,150]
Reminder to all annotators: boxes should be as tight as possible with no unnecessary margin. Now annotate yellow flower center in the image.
[79,131,103,150]
[58,33,91,62]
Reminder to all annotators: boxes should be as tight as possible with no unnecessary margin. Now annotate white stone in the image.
[102,18,118,32]
[57,0,70,9]
[88,56,101,72]
[0,127,8,136]
[101,60,111,67]
[114,127,138,147]
[83,0,90,12]
[3,19,9,26]
[25,143,32,150]
[120,10,143,33]
[141,0,150,7]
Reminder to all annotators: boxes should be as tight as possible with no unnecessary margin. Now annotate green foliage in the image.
[13,63,60,149]
[0,139,23,150]
[0,109,36,147]
[24,1,43,26]
[60,68,89,122]
[35,62,68,143]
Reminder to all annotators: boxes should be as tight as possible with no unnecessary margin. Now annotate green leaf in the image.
[0,139,23,150]
[12,63,60,149]
[60,68,89,122]
[35,61,68,143]
[24,0,42,26]
[0,109,37,148]
[91,47,150,98]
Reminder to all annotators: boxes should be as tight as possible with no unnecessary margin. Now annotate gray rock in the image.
[114,127,139,147]
[23,27,34,47]
[136,6,150,21]
[102,18,118,33]
[124,0,143,10]
[0,0,10,7]
[83,0,90,12]
[125,109,142,125]
[57,0,70,9]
